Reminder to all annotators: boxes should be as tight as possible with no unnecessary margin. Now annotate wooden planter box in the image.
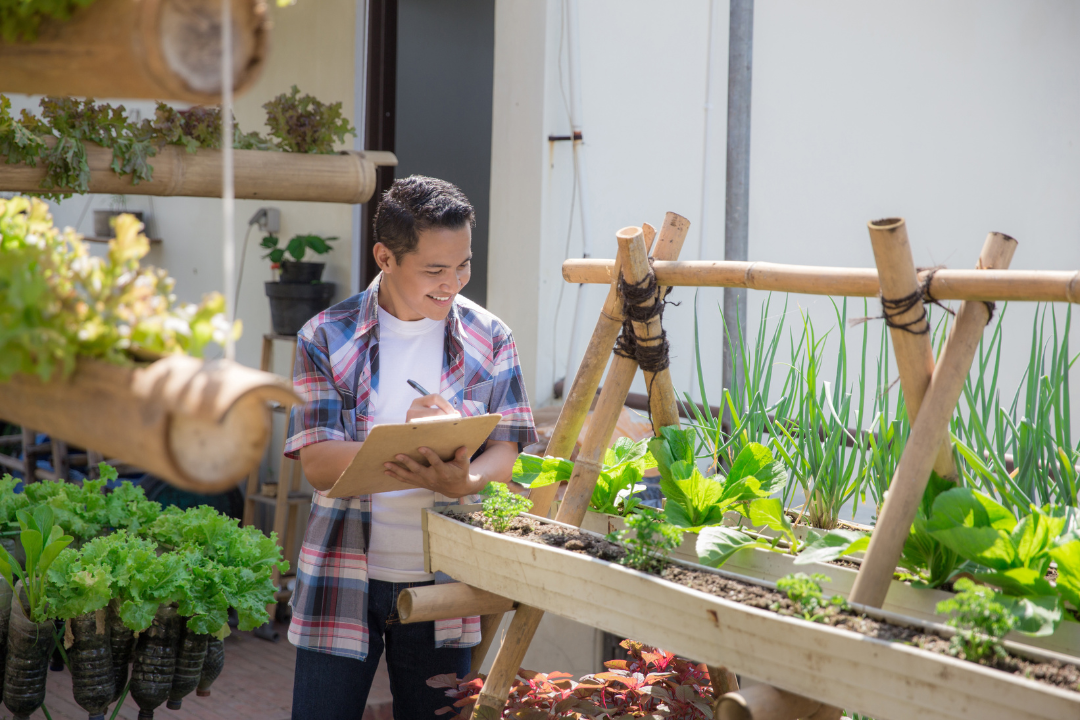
[579,509,1079,658]
[423,506,1080,720]
[0,354,297,493]
[0,140,397,205]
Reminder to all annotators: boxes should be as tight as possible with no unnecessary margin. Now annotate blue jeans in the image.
[291,579,471,720]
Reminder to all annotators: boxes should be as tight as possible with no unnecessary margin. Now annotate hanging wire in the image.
[221,0,236,361]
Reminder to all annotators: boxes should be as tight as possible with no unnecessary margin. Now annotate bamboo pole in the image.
[716,685,841,720]
[477,217,688,718]
[708,665,740,717]
[562,259,1080,305]
[0,0,268,103]
[397,584,515,624]
[471,613,505,675]
[529,213,689,518]
[850,232,1017,608]
[617,227,681,433]
[867,218,955,479]
[0,140,398,205]
[0,355,298,493]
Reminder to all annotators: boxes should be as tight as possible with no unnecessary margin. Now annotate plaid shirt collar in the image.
[353,273,465,368]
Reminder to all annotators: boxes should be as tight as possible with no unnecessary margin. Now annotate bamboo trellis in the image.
[410,214,1077,720]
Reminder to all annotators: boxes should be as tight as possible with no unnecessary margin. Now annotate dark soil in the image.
[462,512,1080,694]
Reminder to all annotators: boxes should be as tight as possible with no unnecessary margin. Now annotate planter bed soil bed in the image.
[453,511,1080,696]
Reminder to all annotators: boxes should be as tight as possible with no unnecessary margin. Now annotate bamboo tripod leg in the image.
[470,612,506,675]
[477,218,689,714]
[850,232,1017,607]
[867,218,955,478]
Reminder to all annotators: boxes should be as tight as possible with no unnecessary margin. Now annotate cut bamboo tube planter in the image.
[562,259,1080,304]
[424,505,1080,720]
[867,218,956,479]
[851,232,1018,608]
[0,354,298,493]
[0,0,269,103]
[0,140,398,205]
[397,584,515,624]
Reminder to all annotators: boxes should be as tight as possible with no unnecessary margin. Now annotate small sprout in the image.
[936,578,1015,663]
[773,572,847,622]
[480,482,531,533]
[608,506,682,574]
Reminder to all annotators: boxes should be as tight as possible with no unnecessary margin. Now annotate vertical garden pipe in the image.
[562,0,596,386]
[722,0,754,403]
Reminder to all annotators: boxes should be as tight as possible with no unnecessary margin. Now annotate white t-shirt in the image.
[366,307,445,583]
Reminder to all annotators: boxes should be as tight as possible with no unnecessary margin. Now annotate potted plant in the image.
[261,233,337,335]
[93,195,143,238]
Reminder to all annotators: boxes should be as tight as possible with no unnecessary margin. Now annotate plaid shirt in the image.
[284,275,537,660]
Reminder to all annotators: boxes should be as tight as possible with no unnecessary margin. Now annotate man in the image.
[285,175,536,719]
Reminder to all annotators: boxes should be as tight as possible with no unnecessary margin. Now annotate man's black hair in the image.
[373,175,475,260]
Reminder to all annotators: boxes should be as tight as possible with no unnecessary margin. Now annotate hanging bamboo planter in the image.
[0,354,298,493]
[0,0,269,103]
[0,139,397,205]
[423,506,1080,720]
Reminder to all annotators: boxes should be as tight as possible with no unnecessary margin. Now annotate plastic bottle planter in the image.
[196,636,225,697]
[106,600,134,703]
[68,610,114,720]
[3,583,54,720]
[129,604,180,720]
[166,624,207,710]
[0,579,11,703]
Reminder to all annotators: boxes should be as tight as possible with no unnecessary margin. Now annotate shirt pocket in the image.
[460,379,494,417]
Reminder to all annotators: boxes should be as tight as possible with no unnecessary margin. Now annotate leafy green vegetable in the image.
[263,85,356,154]
[0,474,31,530]
[479,482,532,533]
[0,0,97,42]
[0,506,73,621]
[896,471,970,589]
[695,498,805,568]
[936,578,1016,663]
[261,233,337,264]
[772,572,847,623]
[608,507,681,574]
[794,529,869,566]
[45,545,112,620]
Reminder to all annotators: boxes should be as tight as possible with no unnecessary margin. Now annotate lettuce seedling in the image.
[480,482,531,533]
[696,498,804,568]
[936,578,1016,662]
[0,506,73,621]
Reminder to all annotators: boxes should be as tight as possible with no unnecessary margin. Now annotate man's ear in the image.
[373,242,396,273]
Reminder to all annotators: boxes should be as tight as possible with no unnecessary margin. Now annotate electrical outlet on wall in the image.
[249,207,280,233]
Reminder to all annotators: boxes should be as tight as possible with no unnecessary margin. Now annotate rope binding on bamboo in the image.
[850,266,996,332]
[612,260,677,410]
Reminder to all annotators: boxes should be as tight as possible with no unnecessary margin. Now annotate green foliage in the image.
[260,233,337,265]
[609,506,681,573]
[695,498,804,568]
[45,544,112,619]
[895,471,970,590]
[0,0,96,42]
[263,85,356,153]
[0,506,73,622]
[479,482,531,533]
[511,436,655,517]
[0,474,31,529]
[0,197,239,382]
[936,578,1016,662]
[0,96,46,167]
[773,572,846,623]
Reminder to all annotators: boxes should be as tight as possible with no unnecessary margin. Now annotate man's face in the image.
[375,225,472,321]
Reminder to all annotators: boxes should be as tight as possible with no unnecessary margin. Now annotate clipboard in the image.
[325,413,503,498]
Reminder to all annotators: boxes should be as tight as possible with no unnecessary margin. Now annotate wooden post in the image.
[867,218,956,479]
[20,427,35,482]
[471,613,506,675]
[528,215,685,518]
[708,665,740,717]
[86,450,104,479]
[0,0,269,103]
[472,604,546,720]
[850,232,1017,607]
[50,438,69,482]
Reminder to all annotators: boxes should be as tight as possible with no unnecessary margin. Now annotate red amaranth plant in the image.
[429,639,715,719]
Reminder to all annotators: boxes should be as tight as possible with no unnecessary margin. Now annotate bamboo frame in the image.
[397,584,515,624]
[0,140,398,205]
[0,355,298,493]
[562,259,1080,304]
[0,0,269,103]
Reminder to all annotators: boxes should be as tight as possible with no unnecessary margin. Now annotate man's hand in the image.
[384,445,482,498]
[405,393,461,422]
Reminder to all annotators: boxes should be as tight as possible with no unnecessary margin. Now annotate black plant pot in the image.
[265,281,336,335]
[129,605,180,720]
[3,583,53,720]
[68,610,113,720]
[93,210,145,238]
[195,636,224,698]
[279,261,325,283]
[166,623,206,710]
[106,599,134,703]
[0,578,11,703]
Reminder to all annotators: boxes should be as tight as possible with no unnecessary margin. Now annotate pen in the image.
[406,379,432,396]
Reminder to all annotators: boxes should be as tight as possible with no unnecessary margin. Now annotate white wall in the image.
[490,0,1080,437]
